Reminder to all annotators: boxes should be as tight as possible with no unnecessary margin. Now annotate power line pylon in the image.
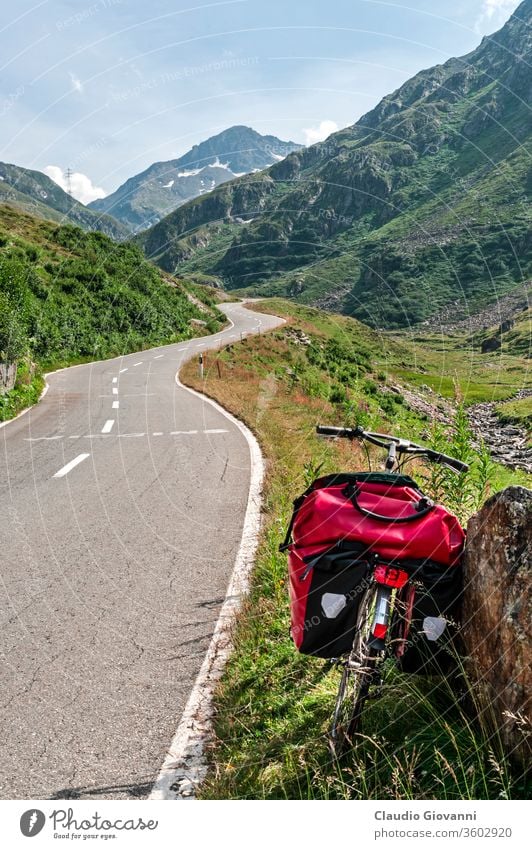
[65,167,73,198]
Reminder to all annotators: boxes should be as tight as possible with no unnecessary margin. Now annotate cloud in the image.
[44,166,106,204]
[475,0,520,32]
[302,120,339,146]
[69,71,83,93]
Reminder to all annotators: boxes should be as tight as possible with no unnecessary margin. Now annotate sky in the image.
[0,0,523,202]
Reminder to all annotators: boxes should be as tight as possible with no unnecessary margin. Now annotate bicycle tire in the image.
[329,582,379,756]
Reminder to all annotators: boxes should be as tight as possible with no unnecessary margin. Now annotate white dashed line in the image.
[112,387,118,395]
[112,377,118,384]
[24,435,62,442]
[133,362,143,367]
[53,453,90,478]
[112,401,119,409]
[119,368,128,373]
[26,428,229,445]
[154,354,164,359]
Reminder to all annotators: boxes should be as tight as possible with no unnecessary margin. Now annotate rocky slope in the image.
[137,0,532,329]
[0,162,128,240]
[468,389,532,473]
[90,126,301,232]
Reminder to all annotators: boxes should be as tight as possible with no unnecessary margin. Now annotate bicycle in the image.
[315,424,468,757]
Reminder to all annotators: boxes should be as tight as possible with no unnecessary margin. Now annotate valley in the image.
[136,3,532,331]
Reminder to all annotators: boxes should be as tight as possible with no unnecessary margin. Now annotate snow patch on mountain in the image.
[177,167,202,177]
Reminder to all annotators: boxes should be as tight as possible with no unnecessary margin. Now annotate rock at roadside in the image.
[462,486,531,768]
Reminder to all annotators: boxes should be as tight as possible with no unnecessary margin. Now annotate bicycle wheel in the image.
[329,582,379,756]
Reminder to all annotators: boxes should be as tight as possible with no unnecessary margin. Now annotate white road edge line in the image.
[53,453,90,478]
[101,420,115,434]
[148,369,267,801]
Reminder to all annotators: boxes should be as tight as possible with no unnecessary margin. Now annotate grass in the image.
[495,395,532,436]
[254,299,531,407]
[180,298,530,800]
[0,359,44,422]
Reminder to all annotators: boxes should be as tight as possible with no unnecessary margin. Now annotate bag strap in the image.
[279,493,307,551]
[344,483,435,524]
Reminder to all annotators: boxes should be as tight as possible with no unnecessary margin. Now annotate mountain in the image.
[88,126,301,232]
[0,162,129,241]
[137,0,532,329]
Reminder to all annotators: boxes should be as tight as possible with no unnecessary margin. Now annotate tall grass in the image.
[424,404,495,523]
[180,308,529,801]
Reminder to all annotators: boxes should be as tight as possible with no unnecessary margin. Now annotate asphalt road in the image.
[0,302,283,800]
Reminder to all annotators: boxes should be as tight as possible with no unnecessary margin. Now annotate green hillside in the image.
[0,161,129,241]
[137,0,532,329]
[0,205,223,419]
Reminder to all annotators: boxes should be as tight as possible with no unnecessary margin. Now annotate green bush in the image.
[0,220,221,369]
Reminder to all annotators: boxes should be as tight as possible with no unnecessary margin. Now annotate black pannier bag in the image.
[391,560,463,674]
[288,541,373,658]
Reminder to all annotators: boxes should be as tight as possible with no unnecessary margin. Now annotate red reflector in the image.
[374,564,410,588]
[373,623,387,639]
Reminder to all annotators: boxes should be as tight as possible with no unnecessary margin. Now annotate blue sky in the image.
[0,0,523,201]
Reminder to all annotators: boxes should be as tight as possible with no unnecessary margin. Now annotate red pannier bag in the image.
[280,472,465,658]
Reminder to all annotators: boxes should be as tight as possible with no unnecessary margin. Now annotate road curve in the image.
[0,301,283,799]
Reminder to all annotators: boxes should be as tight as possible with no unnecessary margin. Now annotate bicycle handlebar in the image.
[316,425,469,473]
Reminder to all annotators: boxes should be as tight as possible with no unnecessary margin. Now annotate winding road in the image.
[0,301,282,799]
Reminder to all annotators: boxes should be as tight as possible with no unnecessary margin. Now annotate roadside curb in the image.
[148,369,266,800]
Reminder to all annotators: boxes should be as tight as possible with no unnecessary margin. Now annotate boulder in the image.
[462,486,531,767]
[481,334,501,353]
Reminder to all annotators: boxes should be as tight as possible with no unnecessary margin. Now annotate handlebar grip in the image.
[444,457,469,473]
[428,450,469,473]
[316,425,362,439]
